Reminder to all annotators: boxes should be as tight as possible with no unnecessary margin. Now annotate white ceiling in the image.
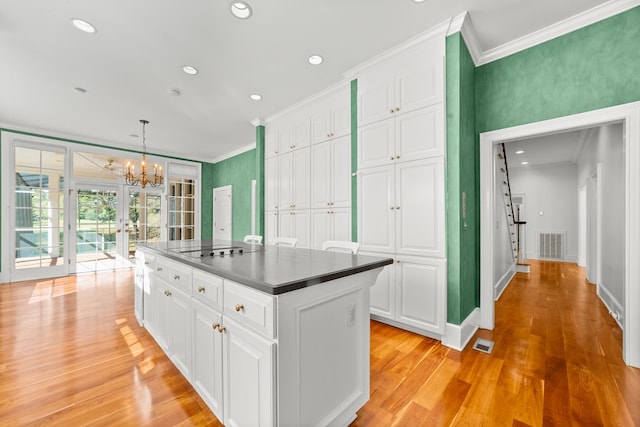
[504,130,588,169]
[0,0,610,163]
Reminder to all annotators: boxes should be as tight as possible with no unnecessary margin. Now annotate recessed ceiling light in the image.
[71,18,96,34]
[230,1,252,19]
[182,65,199,75]
[74,87,87,93]
[308,55,323,65]
[521,161,529,165]
[250,94,262,101]
[516,150,524,154]
[413,0,426,2]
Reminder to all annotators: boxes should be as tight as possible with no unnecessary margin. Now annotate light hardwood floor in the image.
[1,261,638,426]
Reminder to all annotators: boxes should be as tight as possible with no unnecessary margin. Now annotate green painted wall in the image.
[445,33,478,325]
[476,6,640,134]
[350,79,358,242]
[200,162,215,239]
[255,125,265,237]
[211,149,257,241]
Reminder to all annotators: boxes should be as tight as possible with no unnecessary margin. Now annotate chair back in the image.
[321,240,360,254]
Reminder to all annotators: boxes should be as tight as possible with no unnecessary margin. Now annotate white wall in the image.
[509,163,579,262]
[577,123,625,314]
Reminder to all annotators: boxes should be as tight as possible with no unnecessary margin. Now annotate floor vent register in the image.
[472,338,495,354]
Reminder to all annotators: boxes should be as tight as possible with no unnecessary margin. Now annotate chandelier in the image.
[125,119,163,188]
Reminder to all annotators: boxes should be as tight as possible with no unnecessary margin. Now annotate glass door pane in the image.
[75,188,119,273]
[13,146,66,279]
[128,190,162,260]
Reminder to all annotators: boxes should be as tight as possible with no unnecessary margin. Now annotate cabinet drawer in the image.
[223,280,276,339]
[148,256,193,293]
[193,270,223,311]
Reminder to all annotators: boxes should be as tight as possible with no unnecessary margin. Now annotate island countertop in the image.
[137,240,393,295]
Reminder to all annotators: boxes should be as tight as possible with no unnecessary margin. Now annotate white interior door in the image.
[214,185,232,241]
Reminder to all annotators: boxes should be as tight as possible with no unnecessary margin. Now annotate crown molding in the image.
[208,142,256,164]
[251,117,265,127]
[477,0,640,65]
[447,12,482,66]
[343,18,451,79]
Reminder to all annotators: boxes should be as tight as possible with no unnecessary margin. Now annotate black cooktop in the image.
[169,243,262,258]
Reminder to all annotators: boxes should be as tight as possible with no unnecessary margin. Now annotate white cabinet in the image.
[311,135,351,209]
[192,299,224,421]
[223,316,276,427]
[311,208,351,250]
[358,150,445,258]
[265,156,278,211]
[358,104,444,169]
[278,209,310,248]
[278,147,310,210]
[364,253,446,335]
[310,85,351,144]
[265,210,279,245]
[357,38,444,127]
[266,113,311,158]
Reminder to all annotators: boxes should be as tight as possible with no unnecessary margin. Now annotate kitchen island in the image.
[134,240,392,427]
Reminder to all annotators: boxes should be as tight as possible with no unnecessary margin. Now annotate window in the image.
[168,177,196,240]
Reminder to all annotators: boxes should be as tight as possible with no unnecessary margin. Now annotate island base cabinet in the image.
[277,269,379,427]
[192,300,224,422]
[222,317,275,427]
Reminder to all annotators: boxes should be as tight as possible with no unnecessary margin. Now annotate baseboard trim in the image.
[597,283,624,329]
[442,308,480,351]
[495,265,516,301]
[369,315,443,342]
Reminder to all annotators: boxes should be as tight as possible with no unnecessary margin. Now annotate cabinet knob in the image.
[218,326,226,334]
[235,304,245,312]
[327,133,331,138]
[144,261,149,265]
[157,267,163,272]
[395,107,400,112]
[396,259,401,263]
[164,290,172,297]
[198,286,205,293]
[396,206,400,210]
[212,322,220,330]
[390,206,395,210]
[327,202,330,206]
[174,275,180,280]
[390,109,394,114]
[390,156,395,160]
[396,155,400,159]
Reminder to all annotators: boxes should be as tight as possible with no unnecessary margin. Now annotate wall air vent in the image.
[538,231,565,260]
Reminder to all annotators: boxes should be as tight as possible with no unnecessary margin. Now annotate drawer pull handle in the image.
[157,267,163,272]
[235,304,244,312]
[164,290,172,297]
[218,326,226,334]
[174,275,180,280]
[198,286,205,293]
[212,323,220,330]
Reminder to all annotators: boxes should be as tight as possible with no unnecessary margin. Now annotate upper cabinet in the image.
[357,37,444,127]
[310,85,351,145]
[265,110,311,158]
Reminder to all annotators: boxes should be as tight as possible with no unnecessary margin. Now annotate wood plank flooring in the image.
[1,261,638,426]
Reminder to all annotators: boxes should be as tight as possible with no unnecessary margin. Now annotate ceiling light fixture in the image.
[516,150,524,154]
[413,0,426,3]
[250,94,262,101]
[521,161,529,165]
[71,18,96,33]
[230,1,252,19]
[126,120,163,188]
[182,65,199,75]
[308,55,323,65]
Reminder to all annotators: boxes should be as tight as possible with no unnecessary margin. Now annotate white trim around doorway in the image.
[479,101,640,368]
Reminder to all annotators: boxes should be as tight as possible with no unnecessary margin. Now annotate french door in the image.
[70,184,162,273]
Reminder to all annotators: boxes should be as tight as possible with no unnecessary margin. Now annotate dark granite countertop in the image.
[137,240,393,295]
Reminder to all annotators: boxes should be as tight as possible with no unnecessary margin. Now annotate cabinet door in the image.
[192,300,224,421]
[395,105,445,162]
[311,210,332,250]
[357,165,395,253]
[149,273,169,350]
[358,118,394,169]
[292,210,311,249]
[223,317,276,427]
[265,128,279,158]
[393,39,444,114]
[310,105,331,145]
[331,136,352,208]
[292,147,310,209]
[167,286,192,380]
[265,211,279,245]
[332,208,352,243]
[278,152,294,209]
[265,156,279,210]
[395,158,445,258]
[395,256,446,334]
[330,89,351,139]
[357,67,394,126]
[278,210,294,240]
[361,252,395,319]
[310,142,331,209]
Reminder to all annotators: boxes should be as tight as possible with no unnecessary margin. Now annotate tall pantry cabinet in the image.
[264,84,352,248]
[356,33,447,337]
